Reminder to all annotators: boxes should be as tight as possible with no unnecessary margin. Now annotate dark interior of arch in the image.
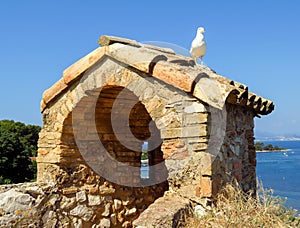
[95,86,166,184]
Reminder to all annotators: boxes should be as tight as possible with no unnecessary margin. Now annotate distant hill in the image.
[255,130,300,141]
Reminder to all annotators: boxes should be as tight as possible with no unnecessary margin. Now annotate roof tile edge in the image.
[40,46,107,112]
[40,35,275,116]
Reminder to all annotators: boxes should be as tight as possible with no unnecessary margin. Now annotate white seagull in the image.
[190,27,207,65]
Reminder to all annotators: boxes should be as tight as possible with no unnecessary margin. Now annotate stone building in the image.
[35,35,274,227]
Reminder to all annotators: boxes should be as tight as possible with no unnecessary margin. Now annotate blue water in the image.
[140,165,149,178]
[256,140,300,213]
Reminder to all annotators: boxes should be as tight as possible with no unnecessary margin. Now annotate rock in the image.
[60,195,76,210]
[118,210,125,223]
[0,189,34,214]
[76,191,87,203]
[102,203,111,217]
[99,185,115,195]
[73,218,83,228]
[194,204,207,217]
[184,102,206,113]
[26,186,44,196]
[0,214,20,227]
[42,210,57,228]
[110,213,117,226]
[70,205,94,221]
[99,218,110,228]
[48,194,60,206]
[89,185,99,195]
[132,194,191,228]
[125,207,137,217]
[122,221,132,228]
[113,199,122,210]
[88,195,102,206]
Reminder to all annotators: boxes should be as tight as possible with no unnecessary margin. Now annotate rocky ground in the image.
[0,182,200,228]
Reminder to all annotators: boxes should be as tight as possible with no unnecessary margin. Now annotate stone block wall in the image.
[207,104,256,198]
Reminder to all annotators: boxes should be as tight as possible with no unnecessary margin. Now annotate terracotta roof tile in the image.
[41,35,274,115]
[42,78,68,107]
[63,46,106,85]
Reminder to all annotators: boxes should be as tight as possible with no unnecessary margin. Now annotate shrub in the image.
[185,183,300,227]
[0,120,40,184]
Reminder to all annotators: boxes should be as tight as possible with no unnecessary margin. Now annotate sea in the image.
[141,140,300,214]
[256,140,300,214]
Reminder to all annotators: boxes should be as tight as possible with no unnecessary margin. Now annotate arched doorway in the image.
[70,85,168,187]
[95,86,166,186]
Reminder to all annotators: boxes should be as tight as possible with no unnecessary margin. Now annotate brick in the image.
[38,148,49,155]
[200,176,212,197]
[62,186,78,195]
[184,113,208,125]
[182,125,208,138]
[161,141,188,160]
[160,128,182,139]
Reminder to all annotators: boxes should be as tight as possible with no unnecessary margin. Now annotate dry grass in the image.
[185,183,300,228]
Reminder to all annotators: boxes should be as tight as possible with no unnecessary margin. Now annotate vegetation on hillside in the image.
[0,120,40,184]
[255,141,286,151]
[185,183,300,227]
[141,142,148,160]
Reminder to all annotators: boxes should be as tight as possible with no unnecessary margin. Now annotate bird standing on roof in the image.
[190,27,207,65]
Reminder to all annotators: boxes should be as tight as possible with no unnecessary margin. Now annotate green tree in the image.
[255,142,265,151]
[0,120,40,184]
[264,144,274,151]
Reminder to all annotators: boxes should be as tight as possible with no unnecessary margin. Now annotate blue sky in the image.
[0,1,299,136]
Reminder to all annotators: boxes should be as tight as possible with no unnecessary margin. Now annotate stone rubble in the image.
[0,177,167,228]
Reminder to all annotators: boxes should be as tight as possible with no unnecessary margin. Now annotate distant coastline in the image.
[256,148,290,153]
[254,141,287,153]
[255,137,300,141]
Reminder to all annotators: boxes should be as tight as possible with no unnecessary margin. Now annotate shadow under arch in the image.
[71,85,169,187]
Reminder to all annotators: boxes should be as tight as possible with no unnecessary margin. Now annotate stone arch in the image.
[49,59,183,187]
[38,57,211,184]
[68,84,167,187]
[38,58,212,187]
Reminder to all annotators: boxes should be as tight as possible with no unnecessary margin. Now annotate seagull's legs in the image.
[194,58,198,66]
[193,58,204,69]
[200,57,204,65]
[193,58,202,69]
